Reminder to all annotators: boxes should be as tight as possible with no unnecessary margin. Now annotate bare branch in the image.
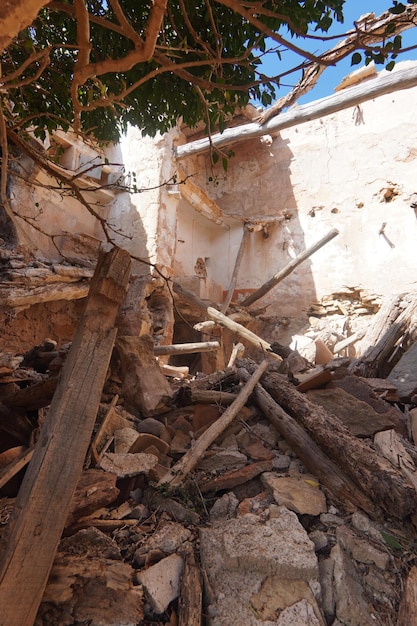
[258,4,417,124]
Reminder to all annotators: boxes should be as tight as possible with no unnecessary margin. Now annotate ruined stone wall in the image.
[176,69,417,321]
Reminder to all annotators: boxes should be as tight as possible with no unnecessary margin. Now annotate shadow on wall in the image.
[186,132,319,322]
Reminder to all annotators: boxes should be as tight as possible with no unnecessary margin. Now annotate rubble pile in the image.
[1,248,417,625]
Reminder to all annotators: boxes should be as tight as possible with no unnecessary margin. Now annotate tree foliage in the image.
[1,1,417,145]
[0,0,359,143]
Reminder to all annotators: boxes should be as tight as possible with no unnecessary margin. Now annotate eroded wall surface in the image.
[175,69,417,318]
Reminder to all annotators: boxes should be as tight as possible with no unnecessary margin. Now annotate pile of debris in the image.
[1,249,417,625]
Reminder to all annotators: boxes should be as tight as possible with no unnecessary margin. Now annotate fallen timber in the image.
[241,359,417,520]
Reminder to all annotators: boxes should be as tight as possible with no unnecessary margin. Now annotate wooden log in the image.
[333,329,365,354]
[241,360,417,520]
[257,6,417,125]
[0,446,34,490]
[0,246,131,626]
[189,389,237,406]
[157,359,269,488]
[221,225,250,313]
[0,281,89,309]
[0,402,34,443]
[349,294,417,377]
[238,368,379,517]
[207,307,282,362]
[3,377,58,412]
[227,342,245,368]
[241,228,339,307]
[172,281,282,363]
[178,544,202,626]
[175,65,417,159]
[374,429,417,492]
[154,341,220,355]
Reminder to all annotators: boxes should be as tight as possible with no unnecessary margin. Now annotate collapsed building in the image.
[2,61,417,370]
[2,61,417,626]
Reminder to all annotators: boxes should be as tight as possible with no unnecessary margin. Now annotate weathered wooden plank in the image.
[176,65,417,159]
[0,246,131,626]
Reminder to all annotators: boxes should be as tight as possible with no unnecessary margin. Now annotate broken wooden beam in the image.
[0,246,131,626]
[221,224,250,313]
[154,341,220,356]
[238,368,379,518]
[241,228,339,307]
[175,64,417,159]
[172,281,282,363]
[241,361,417,520]
[157,359,269,488]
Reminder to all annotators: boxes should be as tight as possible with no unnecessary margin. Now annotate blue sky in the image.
[256,0,417,106]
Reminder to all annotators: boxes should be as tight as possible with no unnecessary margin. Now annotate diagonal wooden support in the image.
[0,246,131,626]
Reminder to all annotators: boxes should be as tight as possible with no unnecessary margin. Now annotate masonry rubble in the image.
[0,251,417,625]
[2,60,417,625]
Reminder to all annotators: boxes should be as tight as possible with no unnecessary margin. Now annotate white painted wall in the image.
[176,66,417,316]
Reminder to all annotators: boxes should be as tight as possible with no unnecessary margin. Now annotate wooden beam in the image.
[157,359,269,488]
[172,281,282,363]
[175,65,417,159]
[221,225,250,313]
[241,228,339,307]
[0,247,131,626]
[154,341,220,355]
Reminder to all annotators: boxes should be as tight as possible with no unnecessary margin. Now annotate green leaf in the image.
[385,60,396,72]
[222,157,228,172]
[389,2,406,14]
[351,52,362,66]
[380,531,404,550]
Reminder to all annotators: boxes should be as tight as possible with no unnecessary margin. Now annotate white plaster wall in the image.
[179,68,417,315]
[8,164,107,261]
[114,126,180,277]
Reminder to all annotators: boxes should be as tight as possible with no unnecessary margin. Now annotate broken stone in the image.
[136,553,184,615]
[388,341,417,401]
[351,511,384,543]
[40,556,143,625]
[309,530,329,552]
[336,525,390,570]
[237,491,271,519]
[97,452,158,477]
[209,492,239,521]
[331,542,376,625]
[332,374,406,436]
[128,432,170,456]
[58,527,122,560]
[170,430,191,454]
[250,576,324,624]
[136,521,191,556]
[272,453,291,471]
[276,598,323,626]
[200,508,318,580]
[261,473,327,516]
[113,427,139,453]
[198,460,274,493]
[243,439,275,461]
[136,417,167,438]
[144,490,200,525]
[318,558,335,622]
[200,509,319,626]
[197,449,247,472]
